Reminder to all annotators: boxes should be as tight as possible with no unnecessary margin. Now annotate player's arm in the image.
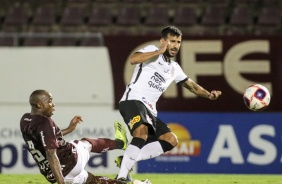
[180,78,222,100]
[46,149,65,184]
[129,39,169,65]
[61,116,83,136]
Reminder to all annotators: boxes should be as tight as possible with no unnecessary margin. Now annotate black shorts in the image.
[119,100,171,140]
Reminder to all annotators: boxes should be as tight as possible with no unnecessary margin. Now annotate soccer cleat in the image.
[114,121,128,150]
[143,179,152,184]
[117,178,152,184]
[115,155,123,168]
[133,179,152,184]
[117,177,132,184]
[115,156,133,172]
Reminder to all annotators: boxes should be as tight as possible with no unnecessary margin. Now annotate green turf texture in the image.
[0,174,282,184]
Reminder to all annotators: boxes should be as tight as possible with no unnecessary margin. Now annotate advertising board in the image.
[138,112,282,174]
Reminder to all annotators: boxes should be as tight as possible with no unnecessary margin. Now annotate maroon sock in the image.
[81,138,123,153]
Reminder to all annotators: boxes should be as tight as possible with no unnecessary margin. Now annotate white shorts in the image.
[64,140,91,184]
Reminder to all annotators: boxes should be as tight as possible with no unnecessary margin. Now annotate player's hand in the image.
[158,39,169,54]
[68,116,83,131]
[208,90,222,100]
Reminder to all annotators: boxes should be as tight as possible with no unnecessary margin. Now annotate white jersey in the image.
[120,45,188,116]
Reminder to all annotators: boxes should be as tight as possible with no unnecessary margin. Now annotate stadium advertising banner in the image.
[138,112,282,174]
[104,35,282,112]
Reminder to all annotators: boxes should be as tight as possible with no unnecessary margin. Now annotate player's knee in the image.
[171,136,179,147]
[159,132,178,147]
[168,134,178,147]
[132,124,149,139]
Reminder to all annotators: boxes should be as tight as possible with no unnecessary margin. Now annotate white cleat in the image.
[133,179,152,184]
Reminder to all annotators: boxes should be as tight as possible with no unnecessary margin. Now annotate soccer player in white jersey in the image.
[116,26,222,182]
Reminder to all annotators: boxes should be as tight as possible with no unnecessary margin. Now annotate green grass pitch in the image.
[1,174,282,184]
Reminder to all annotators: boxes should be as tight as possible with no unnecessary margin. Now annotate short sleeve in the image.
[174,63,188,84]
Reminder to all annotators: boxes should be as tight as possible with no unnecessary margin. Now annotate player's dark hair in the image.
[29,89,47,106]
[161,26,182,39]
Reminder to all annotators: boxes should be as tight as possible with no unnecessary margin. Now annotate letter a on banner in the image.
[207,125,244,164]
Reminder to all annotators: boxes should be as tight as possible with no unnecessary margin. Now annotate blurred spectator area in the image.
[0,0,281,46]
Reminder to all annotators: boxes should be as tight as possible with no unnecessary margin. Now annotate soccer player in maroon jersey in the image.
[20,89,148,184]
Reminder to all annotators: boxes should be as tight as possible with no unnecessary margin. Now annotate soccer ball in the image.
[243,84,271,111]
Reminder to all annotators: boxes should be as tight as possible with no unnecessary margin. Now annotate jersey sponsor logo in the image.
[128,115,141,129]
[40,131,46,147]
[142,97,153,110]
[24,118,32,122]
[148,81,165,92]
[148,72,166,92]
[154,72,165,83]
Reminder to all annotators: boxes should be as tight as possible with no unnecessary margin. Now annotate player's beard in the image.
[165,48,178,58]
[164,50,173,58]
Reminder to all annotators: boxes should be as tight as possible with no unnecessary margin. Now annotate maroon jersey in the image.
[20,113,77,183]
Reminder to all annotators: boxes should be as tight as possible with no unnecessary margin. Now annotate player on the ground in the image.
[116,26,222,182]
[20,89,150,184]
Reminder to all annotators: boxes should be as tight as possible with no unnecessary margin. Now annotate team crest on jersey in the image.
[128,115,141,129]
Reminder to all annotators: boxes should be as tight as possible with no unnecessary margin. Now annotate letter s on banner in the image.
[247,125,276,165]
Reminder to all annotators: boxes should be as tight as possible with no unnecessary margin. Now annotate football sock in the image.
[117,137,145,179]
[117,144,141,179]
[81,138,121,153]
[159,140,174,152]
[136,141,164,161]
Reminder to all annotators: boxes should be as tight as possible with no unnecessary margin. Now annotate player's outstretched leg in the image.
[114,121,128,150]
[115,156,152,184]
[115,155,134,181]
